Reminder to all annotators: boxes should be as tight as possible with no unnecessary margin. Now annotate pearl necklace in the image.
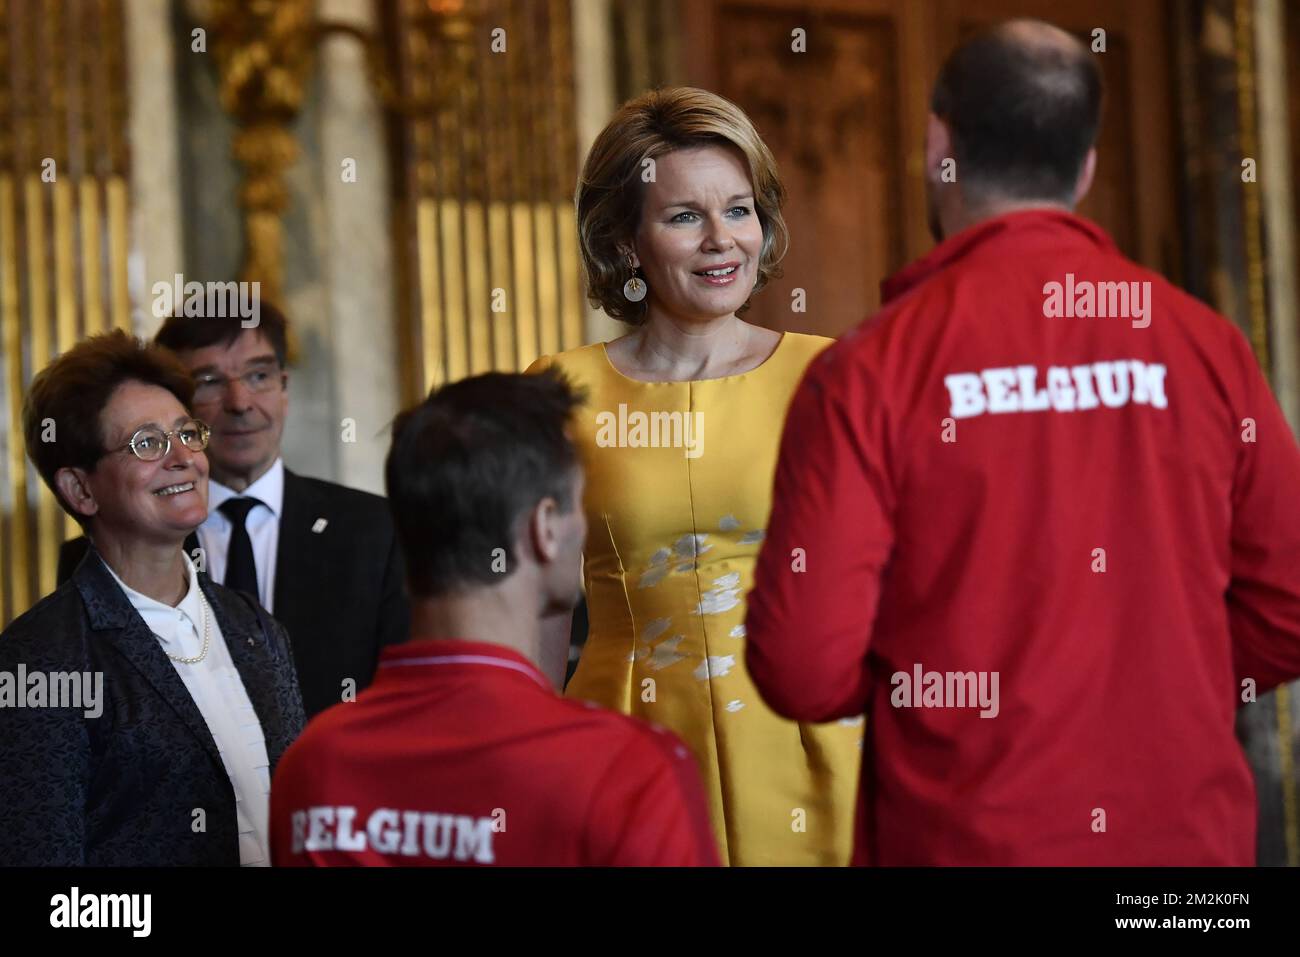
[165,590,212,665]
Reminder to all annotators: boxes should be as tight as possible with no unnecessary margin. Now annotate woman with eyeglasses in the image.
[0,330,304,866]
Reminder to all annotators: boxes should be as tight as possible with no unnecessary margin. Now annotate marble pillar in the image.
[124,0,185,337]
[314,0,401,495]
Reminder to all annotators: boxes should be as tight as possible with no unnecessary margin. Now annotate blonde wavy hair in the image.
[576,87,788,324]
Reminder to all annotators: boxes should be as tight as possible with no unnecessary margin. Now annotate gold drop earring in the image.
[622,251,647,303]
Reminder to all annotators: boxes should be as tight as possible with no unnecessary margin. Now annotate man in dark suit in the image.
[58,302,408,719]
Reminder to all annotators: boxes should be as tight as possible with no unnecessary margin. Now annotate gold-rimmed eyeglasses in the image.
[104,419,211,462]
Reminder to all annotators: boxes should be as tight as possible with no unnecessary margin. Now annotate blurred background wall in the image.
[0,0,1297,864]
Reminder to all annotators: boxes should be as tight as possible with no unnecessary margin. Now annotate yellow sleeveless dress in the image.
[528,333,863,865]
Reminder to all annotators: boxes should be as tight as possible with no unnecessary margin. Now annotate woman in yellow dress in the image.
[529,87,861,865]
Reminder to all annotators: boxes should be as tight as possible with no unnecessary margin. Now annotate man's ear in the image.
[924,113,953,182]
[54,467,99,521]
[1072,147,1097,208]
[528,496,562,565]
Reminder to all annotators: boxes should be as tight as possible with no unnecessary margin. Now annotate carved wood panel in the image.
[701,4,907,336]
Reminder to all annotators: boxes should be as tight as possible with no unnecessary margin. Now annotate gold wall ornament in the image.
[386,0,585,399]
[196,0,585,398]
[205,0,318,308]
[0,0,132,624]
[1233,0,1298,871]
[199,0,474,312]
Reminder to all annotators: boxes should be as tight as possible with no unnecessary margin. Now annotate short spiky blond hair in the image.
[576,87,788,324]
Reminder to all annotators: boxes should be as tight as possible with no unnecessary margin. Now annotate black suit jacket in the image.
[57,469,409,720]
[0,547,305,866]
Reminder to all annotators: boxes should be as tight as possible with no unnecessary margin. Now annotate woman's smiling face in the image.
[80,380,210,544]
[631,144,764,324]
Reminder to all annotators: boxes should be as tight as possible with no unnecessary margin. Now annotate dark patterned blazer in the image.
[57,469,409,719]
[0,546,305,866]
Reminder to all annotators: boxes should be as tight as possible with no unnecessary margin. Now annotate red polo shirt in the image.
[746,210,1300,865]
[270,639,719,866]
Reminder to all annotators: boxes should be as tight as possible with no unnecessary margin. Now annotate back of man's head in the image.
[932,19,1102,207]
[386,368,585,600]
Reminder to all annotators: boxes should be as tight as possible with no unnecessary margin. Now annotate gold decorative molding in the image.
[0,0,132,623]
[198,0,477,310]
[1235,0,1298,870]
[388,0,584,398]
[205,0,317,308]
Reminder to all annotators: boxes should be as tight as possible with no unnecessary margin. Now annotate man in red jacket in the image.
[271,370,718,866]
[746,19,1300,865]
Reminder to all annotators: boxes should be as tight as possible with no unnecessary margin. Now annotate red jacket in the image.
[746,210,1300,865]
[271,639,719,866]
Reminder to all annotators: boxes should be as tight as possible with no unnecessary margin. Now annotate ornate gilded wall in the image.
[385,0,585,400]
[0,0,131,625]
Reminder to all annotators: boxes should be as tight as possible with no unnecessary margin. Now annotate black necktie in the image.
[218,497,264,598]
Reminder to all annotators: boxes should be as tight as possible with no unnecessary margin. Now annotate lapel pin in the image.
[312,518,328,533]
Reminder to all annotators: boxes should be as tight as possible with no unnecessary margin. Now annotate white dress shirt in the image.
[103,553,272,867]
[200,457,284,612]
